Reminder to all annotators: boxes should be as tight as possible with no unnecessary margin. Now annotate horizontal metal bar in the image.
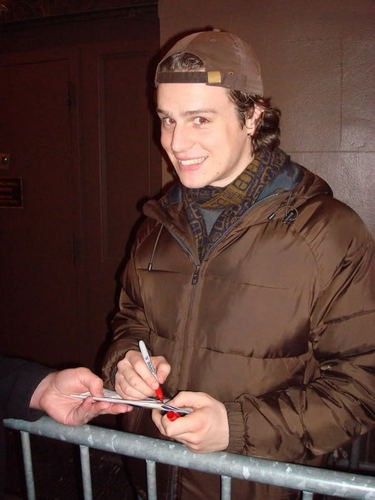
[5,417,375,499]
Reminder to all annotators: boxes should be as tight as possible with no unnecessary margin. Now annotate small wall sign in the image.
[0,177,23,208]
[0,153,11,169]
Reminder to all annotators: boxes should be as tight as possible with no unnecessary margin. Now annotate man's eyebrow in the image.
[156,108,217,116]
[183,109,217,116]
[156,108,169,116]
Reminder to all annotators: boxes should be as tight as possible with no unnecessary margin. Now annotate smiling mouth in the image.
[178,157,207,167]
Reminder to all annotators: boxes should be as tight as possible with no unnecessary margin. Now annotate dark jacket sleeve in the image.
[0,356,53,421]
[226,216,375,461]
[102,243,151,388]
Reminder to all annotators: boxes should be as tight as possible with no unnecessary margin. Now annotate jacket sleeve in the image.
[102,241,151,389]
[0,356,52,421]
[225,219,375,462]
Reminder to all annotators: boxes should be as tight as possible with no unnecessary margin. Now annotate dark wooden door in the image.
[0,12,161,368]
[0,51,83,365]
[80,40,161,368]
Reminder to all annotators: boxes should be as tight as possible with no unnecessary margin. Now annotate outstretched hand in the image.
[30,367,133,426]
[152,391,229,453]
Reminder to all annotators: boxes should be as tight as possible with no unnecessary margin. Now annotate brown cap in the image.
[155,29,263,96]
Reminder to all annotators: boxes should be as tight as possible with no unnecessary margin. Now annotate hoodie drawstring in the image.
[147,224,164,271]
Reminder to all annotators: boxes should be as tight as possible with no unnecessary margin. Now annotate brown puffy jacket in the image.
[103,160,375,499]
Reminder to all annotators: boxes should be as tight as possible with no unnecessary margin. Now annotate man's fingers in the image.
[75,398,132,423]
[115,370,154,399]
[152,409,163,429]
[109,404,133,415]
[90,401,133,416]
[152,409,198,439]
[117,352,160,397]
[168,391,209,408]
[153,357,171,384]
[76,368,104,396]
[151,392,229,453]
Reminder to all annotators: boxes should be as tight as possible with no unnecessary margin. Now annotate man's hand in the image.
[115,350,171,399]
[30,367,132,426]
[152,391,229,453]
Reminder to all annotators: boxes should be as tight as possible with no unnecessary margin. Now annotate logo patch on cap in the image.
[207,71,222,84]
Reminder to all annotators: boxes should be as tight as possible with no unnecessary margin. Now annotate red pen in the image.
[138,340,180,420]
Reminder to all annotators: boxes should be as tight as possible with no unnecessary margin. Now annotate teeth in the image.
[179,157,205,166]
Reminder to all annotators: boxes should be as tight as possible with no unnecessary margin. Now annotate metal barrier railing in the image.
[4,417,375,500]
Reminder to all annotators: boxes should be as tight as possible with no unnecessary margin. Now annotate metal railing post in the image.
[302,491,314,500]
[221,475,231,500]
[80,445,93,500]
[350,438,362,470]
[146,459,157,500]
[20,431,36,500]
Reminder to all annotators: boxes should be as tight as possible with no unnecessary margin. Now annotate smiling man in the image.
[103,30,375,499]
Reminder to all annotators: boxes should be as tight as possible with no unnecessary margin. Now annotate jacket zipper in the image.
[164,228,201,284]
[162,192,280,498]
[153,228,199,499]
[161,191,283,281]
[147,223,200,286]
[158,197,278,497]
[191,264,201,285]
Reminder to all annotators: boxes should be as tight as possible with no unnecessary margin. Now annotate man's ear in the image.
[245,105,263,136]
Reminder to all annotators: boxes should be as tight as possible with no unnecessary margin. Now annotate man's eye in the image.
[193,117,209,126]
[161,117,175,127]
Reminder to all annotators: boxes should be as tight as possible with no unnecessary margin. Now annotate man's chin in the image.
[179,178,208,189]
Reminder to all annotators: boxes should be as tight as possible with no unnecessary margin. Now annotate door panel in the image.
[0,54,82,365]
[0,13,161,368]
[80,39,161,366]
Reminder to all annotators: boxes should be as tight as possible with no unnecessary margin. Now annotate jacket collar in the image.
[143,156,332,228]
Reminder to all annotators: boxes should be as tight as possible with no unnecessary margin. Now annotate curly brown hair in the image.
[157,52,281,152]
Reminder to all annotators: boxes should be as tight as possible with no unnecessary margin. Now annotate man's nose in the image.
[171,124,193,153]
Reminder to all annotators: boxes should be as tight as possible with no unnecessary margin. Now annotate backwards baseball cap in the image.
[155,29,263,96]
